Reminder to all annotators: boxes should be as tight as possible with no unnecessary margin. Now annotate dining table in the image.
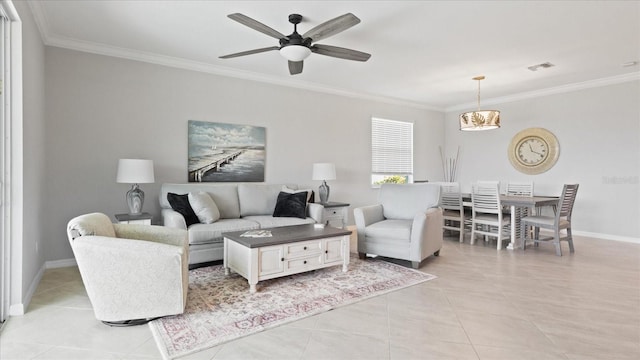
[462,194,559,250]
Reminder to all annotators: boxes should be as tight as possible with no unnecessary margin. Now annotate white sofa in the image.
[160,183,323,265]
[354,183,443,268]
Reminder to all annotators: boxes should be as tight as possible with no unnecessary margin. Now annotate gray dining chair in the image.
[522,184,579,256]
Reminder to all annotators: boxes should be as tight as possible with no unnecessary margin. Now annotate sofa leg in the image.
[434,250,440,256]
[411,261,420,269]
[358,252,366,260]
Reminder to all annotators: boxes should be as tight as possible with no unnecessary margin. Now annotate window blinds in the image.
[371,118,413,175]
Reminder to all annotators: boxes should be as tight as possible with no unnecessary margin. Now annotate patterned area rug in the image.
[149,255,436,359]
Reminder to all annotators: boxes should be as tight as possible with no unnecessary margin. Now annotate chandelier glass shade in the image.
[459,76,500,131]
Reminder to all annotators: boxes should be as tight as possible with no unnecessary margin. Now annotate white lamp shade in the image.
[280,45,312,62]
[312,163,336,181]
[116,159,155,184]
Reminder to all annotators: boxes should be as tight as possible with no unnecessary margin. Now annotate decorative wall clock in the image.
[508,127,559,175]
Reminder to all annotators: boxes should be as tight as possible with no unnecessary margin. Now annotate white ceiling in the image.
[28,0,640,110]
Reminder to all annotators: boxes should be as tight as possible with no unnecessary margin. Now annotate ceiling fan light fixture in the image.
[279,45,311,62]
[459,76,501,131]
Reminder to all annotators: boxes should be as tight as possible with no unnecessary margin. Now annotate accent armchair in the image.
[354,183,443,268]
[66,212,189,326]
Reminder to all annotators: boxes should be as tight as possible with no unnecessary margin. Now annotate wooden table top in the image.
[223,224,352,248]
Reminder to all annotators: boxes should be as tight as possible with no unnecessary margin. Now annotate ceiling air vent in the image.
[527,62,555,71]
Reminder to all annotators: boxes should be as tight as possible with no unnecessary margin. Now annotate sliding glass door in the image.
[0,11,7,327]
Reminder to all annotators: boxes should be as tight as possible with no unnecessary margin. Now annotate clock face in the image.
[516,136,549,166]
[508,128,559,175]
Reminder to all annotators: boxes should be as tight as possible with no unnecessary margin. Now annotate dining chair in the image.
[522,184,579,256]
[504,181,534,236]
[505,182,534,196]
[438,182,466,243]
[471,181,510,249]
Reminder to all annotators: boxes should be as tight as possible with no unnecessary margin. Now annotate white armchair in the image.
[66,213,189,326]
[354,184,443,268]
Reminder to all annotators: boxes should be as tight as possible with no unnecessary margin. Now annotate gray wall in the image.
[15,0,46,305]
[444,81,640,239]
[37,35,640,265]
[44,47,444,262]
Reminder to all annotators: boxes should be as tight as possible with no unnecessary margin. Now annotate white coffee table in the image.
[223,224,351,293]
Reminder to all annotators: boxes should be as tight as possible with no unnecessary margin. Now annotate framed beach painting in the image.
[188,120,266,182]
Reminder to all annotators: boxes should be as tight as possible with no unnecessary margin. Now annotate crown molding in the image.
[51,34,439,111]
[447,72,640,112]
[27,0,50,43]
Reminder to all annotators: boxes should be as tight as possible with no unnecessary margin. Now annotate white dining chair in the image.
[438,182,466,243]
[506,182,534,197]
[504,181,534,237]
[522,184,579,256]
[471,181,510,249]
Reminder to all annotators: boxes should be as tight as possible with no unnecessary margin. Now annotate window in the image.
[371,117,413,187]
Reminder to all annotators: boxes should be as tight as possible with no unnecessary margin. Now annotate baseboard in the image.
[573,231,640,244]
[45,258,77,269]
[9,262,46,316]
[8,303,24,316]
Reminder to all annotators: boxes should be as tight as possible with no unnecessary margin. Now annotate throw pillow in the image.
[188,191,221,224]
[282,186,315,203]
[273,191,308,219]
[167,192,199,227]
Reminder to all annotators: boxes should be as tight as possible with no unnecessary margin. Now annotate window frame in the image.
[370,117,414,188]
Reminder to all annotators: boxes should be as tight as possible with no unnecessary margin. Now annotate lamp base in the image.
[126,184,145,215]
[318,181,330,203]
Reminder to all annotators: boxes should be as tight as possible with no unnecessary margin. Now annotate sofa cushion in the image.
[243,215,315,228]
[239,183,297,216]
[273,191,308,219]
[187,219,260,245]
[167,193,200,226]
[161,183,241,219]
[365,219,412,241]
[188,191,220,224]
[379,183,441,220]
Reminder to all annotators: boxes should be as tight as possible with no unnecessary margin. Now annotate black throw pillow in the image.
[167,192,200,227]
[273,191,308,219]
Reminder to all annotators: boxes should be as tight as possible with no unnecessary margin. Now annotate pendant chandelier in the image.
[459,76,500,131]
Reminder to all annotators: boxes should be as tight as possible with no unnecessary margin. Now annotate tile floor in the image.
[1,234,639,359]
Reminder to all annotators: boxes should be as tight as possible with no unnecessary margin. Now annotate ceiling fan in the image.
[219,13,371,75]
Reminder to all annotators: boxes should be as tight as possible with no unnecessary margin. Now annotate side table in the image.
[317,202,350,229]
[115,212,152,225]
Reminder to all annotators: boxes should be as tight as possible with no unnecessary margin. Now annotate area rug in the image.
[149,255,436,359]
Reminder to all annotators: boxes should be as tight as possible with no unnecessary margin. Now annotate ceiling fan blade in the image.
[227,13,286,39]
[302,13,360,42]
[288,61,303,75]
[219,46,280,59]
[311,44,371,62]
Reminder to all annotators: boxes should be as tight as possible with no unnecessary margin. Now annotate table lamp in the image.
[312,163,336,203]
[116,159,155,215]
